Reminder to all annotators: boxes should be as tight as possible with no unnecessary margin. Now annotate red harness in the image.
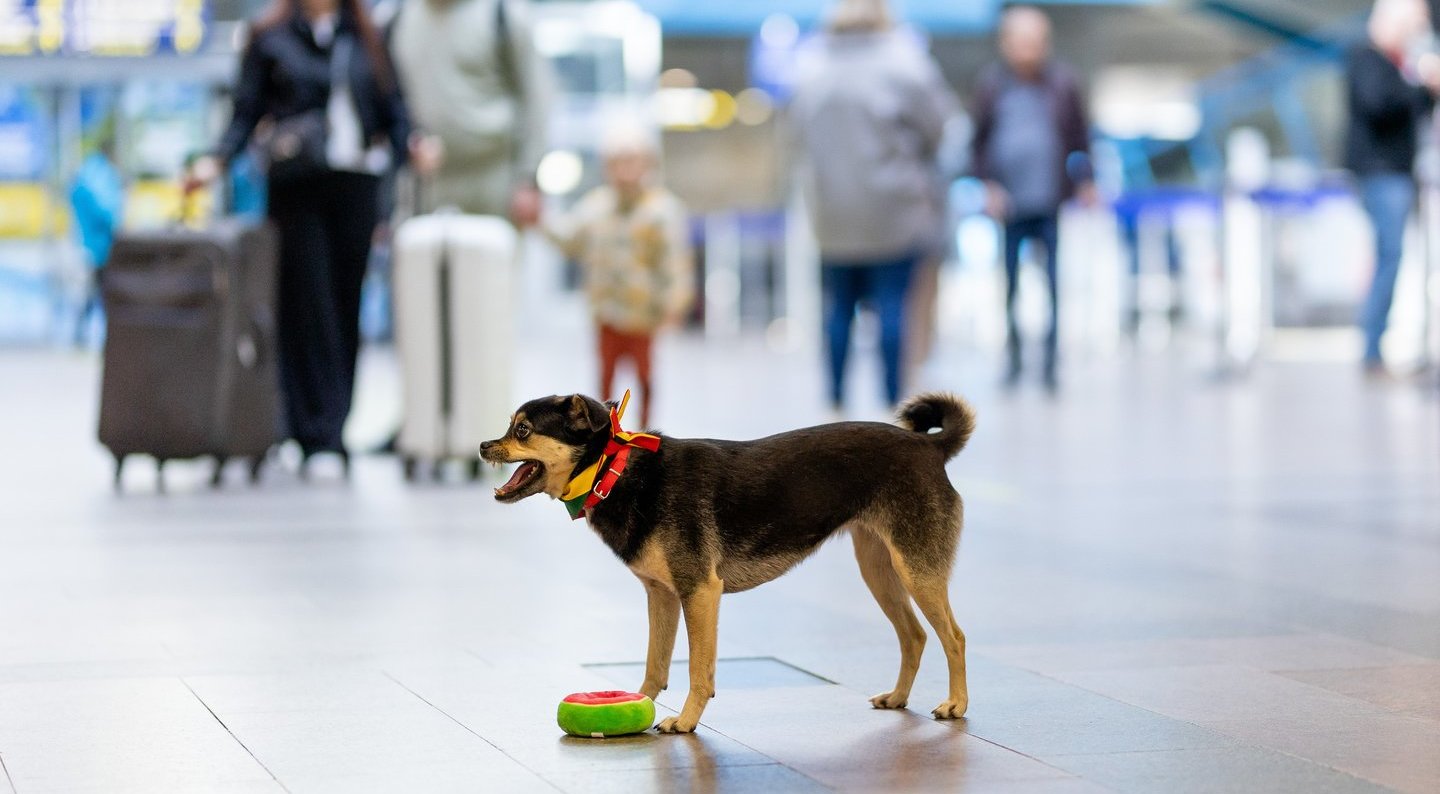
[564,392,660,520]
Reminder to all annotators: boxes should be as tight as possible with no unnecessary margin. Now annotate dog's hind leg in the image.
[852,527,926,710]
[889,547,968,720]
[655,572,723,734]
[640,579,680,700]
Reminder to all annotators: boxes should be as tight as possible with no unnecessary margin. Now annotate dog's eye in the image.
[515,424,531,439]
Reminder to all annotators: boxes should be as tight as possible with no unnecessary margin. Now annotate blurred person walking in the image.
[971,4,1094,392]
[790,0,954,414]
[378,0,550,461]
[1346,0,1440,376]
[202,0,412,474]
[541,127,694,428]
[69,138,124,348]
[388,0,549,222]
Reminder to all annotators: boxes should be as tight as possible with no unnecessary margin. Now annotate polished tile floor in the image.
[1,329,1437,793]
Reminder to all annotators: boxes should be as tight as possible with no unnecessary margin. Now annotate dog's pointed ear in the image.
[565,394,609,433]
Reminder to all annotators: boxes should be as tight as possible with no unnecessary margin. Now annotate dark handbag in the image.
[264,109,329,183]
[264,36,354,183]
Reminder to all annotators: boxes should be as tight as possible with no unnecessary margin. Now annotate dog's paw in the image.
[869,691,909,710]
[654,716,697,734]
[931,699,968,720]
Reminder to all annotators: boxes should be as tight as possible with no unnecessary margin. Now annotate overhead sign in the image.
[637,0,999,35]
[636,0,1163,35]
[0,0,207,57]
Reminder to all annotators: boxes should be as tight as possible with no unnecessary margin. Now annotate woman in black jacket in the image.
[203,0,410,473]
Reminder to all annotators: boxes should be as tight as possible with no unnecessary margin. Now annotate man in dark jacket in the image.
[971,4,1093,391]
[1346,0,1439,375]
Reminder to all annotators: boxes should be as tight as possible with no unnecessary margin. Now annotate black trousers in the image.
[267,170,380,454]
[1003,213,1060,375]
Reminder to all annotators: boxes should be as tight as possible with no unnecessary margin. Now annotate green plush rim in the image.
[557,696,656,737]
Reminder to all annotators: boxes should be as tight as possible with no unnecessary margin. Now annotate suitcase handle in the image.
[237,306,273,370]
[179,162,232,228]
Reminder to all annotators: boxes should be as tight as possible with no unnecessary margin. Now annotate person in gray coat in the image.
[789,0,954,412]
[389,0,550,222]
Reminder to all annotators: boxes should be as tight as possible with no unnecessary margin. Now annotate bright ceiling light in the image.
[536,149,584,195]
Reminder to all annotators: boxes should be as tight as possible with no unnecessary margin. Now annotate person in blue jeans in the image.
[1358,175,1417,369]
[821,254,916,408]
[1345,0,1440,374]
[789,0,953,411]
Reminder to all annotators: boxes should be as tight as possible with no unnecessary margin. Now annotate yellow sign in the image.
[0,182,50,239]
[0,0,209,57]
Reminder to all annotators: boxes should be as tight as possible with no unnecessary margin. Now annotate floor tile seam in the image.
[584,656,842,686]
[1271,661,1440,682]
[1154,658,1430,719]
[812,675,1091,783]
[1235,604,1440,661]
[993,666,1294,751]
[379,670,566,792]
[178,678,291,794]
[1042,743,1412,793]
[1295,629,1440,665]
[611,700,840,790]
[1027,656,1437,700]
[1019,669,1419,791]
[926,715,1105,783]
[1209,703,1440,736]
[0,751,16,794]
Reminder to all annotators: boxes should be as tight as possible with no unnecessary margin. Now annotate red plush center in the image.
[563,690,646,706]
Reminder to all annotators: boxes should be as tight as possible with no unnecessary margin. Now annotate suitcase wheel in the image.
[249,456,265,485]
[155,459,167,495]
[210,457,227,489]
[113,453,126,493]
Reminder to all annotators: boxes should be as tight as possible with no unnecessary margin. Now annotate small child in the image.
[544,126,694,427]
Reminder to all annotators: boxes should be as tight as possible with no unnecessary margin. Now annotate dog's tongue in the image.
[497,461,538,495]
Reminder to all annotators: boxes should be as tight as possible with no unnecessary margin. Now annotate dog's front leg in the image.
[655,573,722,733]
[640,579,680,699]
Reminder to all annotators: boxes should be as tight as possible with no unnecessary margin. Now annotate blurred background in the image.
[0,2,1438,791]
[2,0,1438,380]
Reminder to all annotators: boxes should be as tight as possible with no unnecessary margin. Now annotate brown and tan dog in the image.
[480,392,975,733]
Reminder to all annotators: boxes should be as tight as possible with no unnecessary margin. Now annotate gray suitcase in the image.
[98,219,281,491]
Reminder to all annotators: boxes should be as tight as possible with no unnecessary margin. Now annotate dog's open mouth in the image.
[495,460,544,501]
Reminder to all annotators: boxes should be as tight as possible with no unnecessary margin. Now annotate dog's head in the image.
[479,394,611,503]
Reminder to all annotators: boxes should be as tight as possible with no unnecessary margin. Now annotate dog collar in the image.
[561,390,661,520]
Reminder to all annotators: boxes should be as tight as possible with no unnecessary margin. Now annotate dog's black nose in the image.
[480,440,495,452]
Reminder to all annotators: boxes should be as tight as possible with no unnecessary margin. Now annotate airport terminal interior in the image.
[1,1,1439,793]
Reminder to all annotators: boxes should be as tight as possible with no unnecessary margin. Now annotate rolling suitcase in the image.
[98,219,282,491]
[392,213,516,481]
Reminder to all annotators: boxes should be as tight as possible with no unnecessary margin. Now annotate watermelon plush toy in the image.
[556,691,656,737]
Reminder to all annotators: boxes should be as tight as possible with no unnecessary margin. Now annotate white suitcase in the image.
[392,213,516,480]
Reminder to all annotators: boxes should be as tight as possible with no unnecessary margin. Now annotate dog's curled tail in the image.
[897,392,976,461]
